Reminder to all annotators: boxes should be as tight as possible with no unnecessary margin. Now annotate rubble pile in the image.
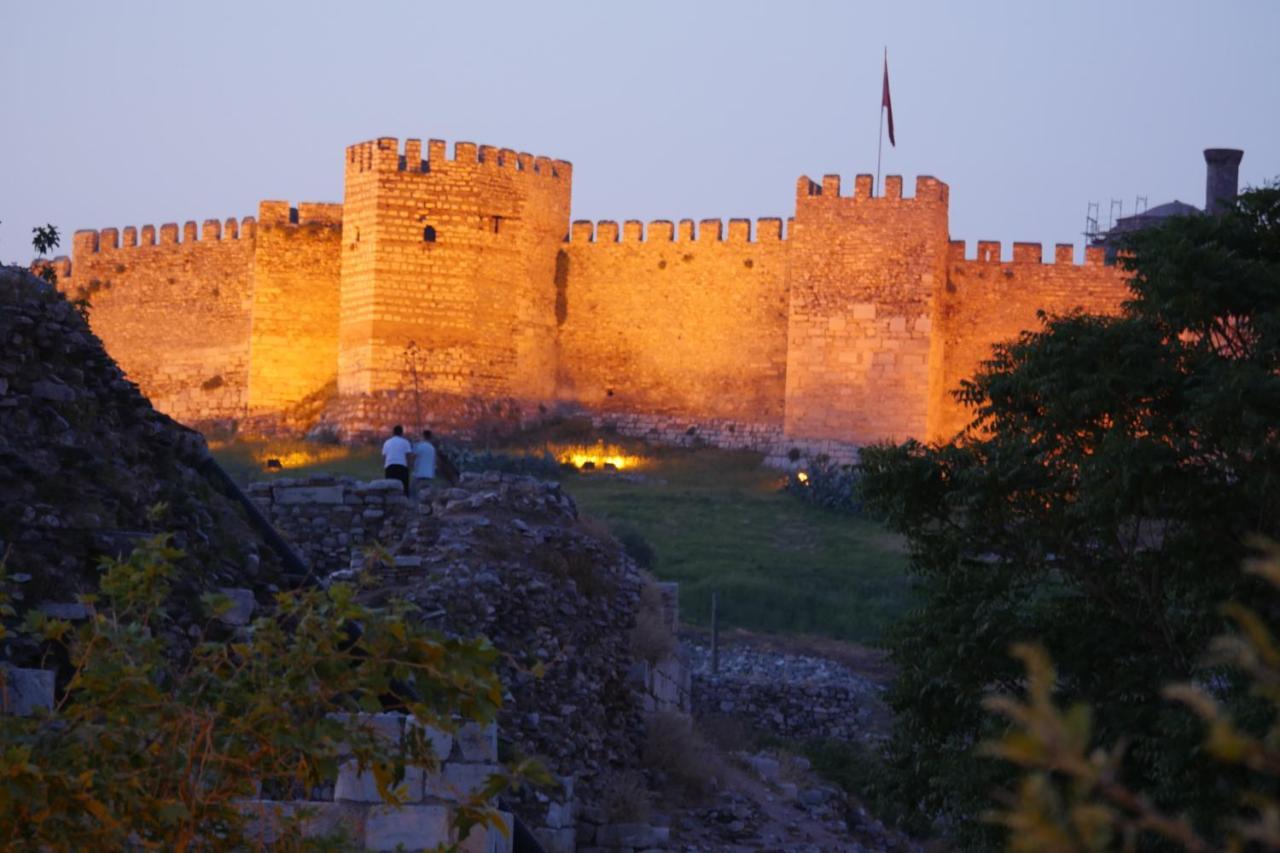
[0,267,278,667]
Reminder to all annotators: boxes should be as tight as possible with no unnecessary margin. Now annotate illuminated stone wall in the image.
[558,217,790,426]
[247,201,344,420]
[337,137,571,425]
[784,175,951,446]
[54,135,1137,451]
[58,218,257,428]
[932,241,1130,440]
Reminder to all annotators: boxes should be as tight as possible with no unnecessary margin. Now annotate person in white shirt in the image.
[381,425,413,495]
[411,429,437,496]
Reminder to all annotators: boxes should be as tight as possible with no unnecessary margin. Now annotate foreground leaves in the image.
[0,535,533,850]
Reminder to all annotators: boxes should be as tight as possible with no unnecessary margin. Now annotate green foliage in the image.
[31,224,59,257]
[29,223,62,288]
[860,186,1280,845]
[782,457,867,515]
[0,535,538,850]
[449,446,566,480]
[984,544,1280,851]
[616,527,655,569]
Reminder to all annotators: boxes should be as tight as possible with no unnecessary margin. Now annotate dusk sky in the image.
[3,1,1277,263]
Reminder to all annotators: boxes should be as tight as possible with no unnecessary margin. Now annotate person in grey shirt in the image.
[411,429,437,496]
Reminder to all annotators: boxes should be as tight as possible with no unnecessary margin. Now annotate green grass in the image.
[210,433,914,645]
[563,447,912,645]
[211,439,381,486]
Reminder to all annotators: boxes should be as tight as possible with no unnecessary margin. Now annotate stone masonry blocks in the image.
[58,134,1130,450]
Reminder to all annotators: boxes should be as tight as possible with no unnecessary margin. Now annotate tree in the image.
[859,186,1280,846]
[31,223,60,284]
[984,544,1280,851]
[0,535,537,849]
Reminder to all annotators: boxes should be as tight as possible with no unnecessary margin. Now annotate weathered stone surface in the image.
[425,762,497,800]
[216,587,257,626]
[405,716,454,762]
[363,804,451,851]
[37,602,89,620]
[1,666,54,716]
[327,711,404,754]
[456,811,514,853]
[535,826,577,853]
[688,640,887,745]
[0,267,280,677]
[273,485,344,505]
[335,760,424,804]
[261,472,649,819]
[597,822,670,848]
[456,722,498,763]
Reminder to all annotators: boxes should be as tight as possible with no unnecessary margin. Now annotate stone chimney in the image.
[1203,148,1244,214]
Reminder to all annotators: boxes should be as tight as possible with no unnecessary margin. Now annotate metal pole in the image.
[710,591,719,676]
[875,47,885,197]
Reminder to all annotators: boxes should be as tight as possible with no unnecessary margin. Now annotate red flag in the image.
[881,55,895,147]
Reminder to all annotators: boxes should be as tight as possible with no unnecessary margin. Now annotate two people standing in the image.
[380,425,437,496]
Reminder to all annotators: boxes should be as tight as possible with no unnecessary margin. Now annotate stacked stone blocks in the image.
[54,134,1130,452]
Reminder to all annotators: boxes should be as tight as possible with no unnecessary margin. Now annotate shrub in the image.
[617,527,655,569]
[598,769,651,822]
[631,579,677,665]
[641,711,721,802]
[449,446,565,480]
[783,458,865,514]
[0,535,541,848]
[984,544,1280,849]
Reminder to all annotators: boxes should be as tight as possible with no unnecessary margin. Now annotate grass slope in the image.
[212,437,912,645]
[565,450,911,645]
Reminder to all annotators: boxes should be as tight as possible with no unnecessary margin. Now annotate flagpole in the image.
[875,46,885,197]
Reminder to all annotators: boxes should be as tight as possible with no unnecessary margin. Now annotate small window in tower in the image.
[423,226,437,243]
[492,216,502,234]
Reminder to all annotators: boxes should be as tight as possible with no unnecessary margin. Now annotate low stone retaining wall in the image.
[687,642,885,746]
[589,412,860,468]
[247,477,414,576]
[242,712,510,851]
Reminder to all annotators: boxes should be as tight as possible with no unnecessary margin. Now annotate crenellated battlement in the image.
[72,215,256,255]
[566,216,789,244]
[795,174,948,204]
[344,136,571,180]
[60,131,1136,454]
[257,201,343,227]
[948,239,1108,267]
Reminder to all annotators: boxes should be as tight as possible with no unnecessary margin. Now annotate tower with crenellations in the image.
[49,134,1137,460]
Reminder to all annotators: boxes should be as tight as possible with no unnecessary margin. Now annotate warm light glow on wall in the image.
[552,442,646,471]
[252,445,351,470]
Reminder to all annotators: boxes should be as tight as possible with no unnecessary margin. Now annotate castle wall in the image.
[932,241,1130,439]
[48,135,1137,452]
[783,175,951,446]
[246,201,344,418]
[338,138,572,429]
[60,218,257,427]
[558,217,790,429]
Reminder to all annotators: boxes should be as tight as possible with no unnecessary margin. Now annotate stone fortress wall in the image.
[53,134,1130,453]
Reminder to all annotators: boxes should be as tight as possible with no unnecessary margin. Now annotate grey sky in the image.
[2,0,1276,263]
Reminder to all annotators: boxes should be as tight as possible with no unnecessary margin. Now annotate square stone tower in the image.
[338,137,572,425]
